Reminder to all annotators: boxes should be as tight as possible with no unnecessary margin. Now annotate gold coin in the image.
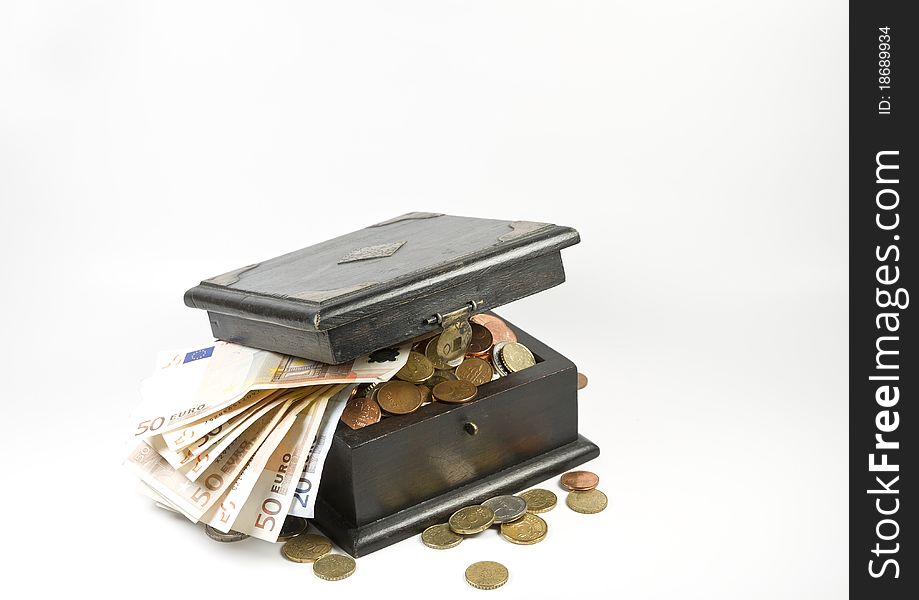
[417,384,431,404]
[499,513,548,545]
[425,337,463,370]
[464,561,509,590]
[421,523,464,549]
[281,533,332,563]
[394,351,435,384]
[312,554,356,581]
[499,342,536,372]
[455,357,493,386]
[432,379,478,404]
[436,320,473,362]
[448,505,495,534]
[566,489,608,514]
[376,381,423,414]
[517,489,557,513]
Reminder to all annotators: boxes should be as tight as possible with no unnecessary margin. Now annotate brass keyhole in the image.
[464,422,479,436]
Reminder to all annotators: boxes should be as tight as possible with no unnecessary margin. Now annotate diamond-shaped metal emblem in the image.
[338,241,406,264]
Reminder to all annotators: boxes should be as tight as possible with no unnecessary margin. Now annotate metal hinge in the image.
[424,300,483,327]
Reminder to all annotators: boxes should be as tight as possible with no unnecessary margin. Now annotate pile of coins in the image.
[340,314,538,429]
[280,531,356,580]
[418,469,605,590]
[200,469,604,589]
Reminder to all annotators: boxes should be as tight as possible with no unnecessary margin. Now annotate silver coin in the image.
[204,525,249,543]
[277,516,309,542]
[481,495,528,524]
[491,342,509,376]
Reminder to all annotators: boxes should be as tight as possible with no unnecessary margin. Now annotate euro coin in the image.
[481,495,527,524]
[313,554,356,581]
[421,523,464,549]
[394,351,434,384]
[464,561,509,590]
[566,489,608,514]
[281,533,332,563]
[467,322,494,355]
[276,516,308,542]
[455,357,493,386]
[417,384,432,405]
[432,379,477,404]
[376,381,424,414]
[436,320,473,362]
[425,337,463,370]
[577,372,588,390]
[470,314,517,344]
[340,396,382,429]
[499,513,548,545]
[560,470,600,491]
[204,525,248,543]
[491,342,510,377]
[518,488,557,513]
[449,505,495,534]
[499,342,536,373]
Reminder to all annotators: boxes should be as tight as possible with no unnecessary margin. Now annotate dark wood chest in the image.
[184,213,599,555]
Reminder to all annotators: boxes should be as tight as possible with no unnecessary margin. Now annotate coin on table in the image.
[432,379,478,404]
[376,380,424,414]
[566,489,608,514]
[491,342,510,377]
[436,319,473,362]
[340,396,382,429]
[467,322,494,356]
[465,561,509,590]
[499,342,536,373]
[481,495,528,524]
[281,533,332,563]
[449,505,496,534]
[204,525,249,543]
[517,488,557,513]
[276,516,308,542]
[455,357,493,386]
[394,351,435,384]
[577,372,588,390]
[425,337,464,370]
[421,523,464,549]
[560,470,600,491]
[470,314,518,344]
[313,554,356,581]
[500,513,548,545]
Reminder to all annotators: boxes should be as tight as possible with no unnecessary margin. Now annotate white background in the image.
[0,2,847,598]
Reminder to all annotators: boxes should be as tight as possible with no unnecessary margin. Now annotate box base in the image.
[312,434,600,557]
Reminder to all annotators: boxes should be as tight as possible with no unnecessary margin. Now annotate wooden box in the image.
[183,212,600,556]
[313,316,599,556]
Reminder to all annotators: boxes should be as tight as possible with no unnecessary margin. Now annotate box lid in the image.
[184,212,579,360]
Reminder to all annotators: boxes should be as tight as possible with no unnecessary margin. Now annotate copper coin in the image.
[340,396,382,430]
[559,470,599,491]
[432,379,478,403]
[455,357,493,386]
[467,322,494,355]
[577,372,588,390]
[376,381,424,415]
[470,314,517,344]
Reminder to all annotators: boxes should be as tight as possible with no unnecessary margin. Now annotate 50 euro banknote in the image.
[131,340,409,440]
